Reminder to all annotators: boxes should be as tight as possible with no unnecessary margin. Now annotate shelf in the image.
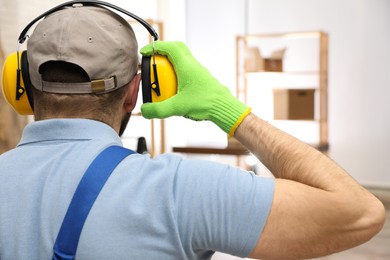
[312,143,329,153]
[241,31,325,40]
[245,70,319,75]
[245,71,320,89]
[172,142,328,155]
[236,31,329,153]
[270,119,320,122]
[172,146,249,156]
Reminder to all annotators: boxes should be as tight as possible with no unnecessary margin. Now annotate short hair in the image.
[32,61,131,125]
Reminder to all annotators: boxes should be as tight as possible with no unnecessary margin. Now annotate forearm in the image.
[234,113,348,190]
[235,112,386,217]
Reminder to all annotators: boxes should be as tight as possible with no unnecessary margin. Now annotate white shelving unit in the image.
[236,31,329,152]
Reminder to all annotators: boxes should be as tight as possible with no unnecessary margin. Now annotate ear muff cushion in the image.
[1,52,33,115]
[21,51,34,110]
[141,54,177,104]
[141,56,152,103]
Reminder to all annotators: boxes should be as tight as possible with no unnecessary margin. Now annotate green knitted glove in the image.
[140,41,251,136]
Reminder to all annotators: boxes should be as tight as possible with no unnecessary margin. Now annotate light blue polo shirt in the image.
[0,119,274,260]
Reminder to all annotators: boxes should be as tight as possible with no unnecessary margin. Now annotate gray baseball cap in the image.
[27,3,138,94]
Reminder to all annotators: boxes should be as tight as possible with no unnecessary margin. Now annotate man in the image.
[0,3,385,260]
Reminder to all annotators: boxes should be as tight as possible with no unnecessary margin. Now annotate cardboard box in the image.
[264,47,286,72]
[244,47,263,72]
[264,58,283,72]
[244,47,285,72]
[273,89,315,120]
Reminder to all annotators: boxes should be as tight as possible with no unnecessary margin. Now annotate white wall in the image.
[186,0,246,87]
[185,0,390,188]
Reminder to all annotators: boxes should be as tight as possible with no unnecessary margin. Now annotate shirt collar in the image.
[18,119,122,146]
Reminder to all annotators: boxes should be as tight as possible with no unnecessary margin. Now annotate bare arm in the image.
[234,113,385,259]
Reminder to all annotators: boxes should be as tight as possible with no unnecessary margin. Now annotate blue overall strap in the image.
[53,145,135,260]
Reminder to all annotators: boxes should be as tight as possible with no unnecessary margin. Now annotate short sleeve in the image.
[173,159,274,258]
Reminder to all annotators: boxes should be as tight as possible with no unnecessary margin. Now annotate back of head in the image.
[27,4,139,120]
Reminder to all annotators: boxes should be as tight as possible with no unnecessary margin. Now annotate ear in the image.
[123,73,141,113]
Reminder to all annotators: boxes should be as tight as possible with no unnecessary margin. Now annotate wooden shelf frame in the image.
[236,31,329,151]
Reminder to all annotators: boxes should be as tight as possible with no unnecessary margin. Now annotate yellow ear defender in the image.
[2,51,34,115]
[141,54,177,103]
[1,0,178,116]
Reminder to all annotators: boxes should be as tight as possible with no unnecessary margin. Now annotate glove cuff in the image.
[210,95,251,137]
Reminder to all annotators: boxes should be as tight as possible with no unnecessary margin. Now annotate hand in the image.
[140,41,251,136]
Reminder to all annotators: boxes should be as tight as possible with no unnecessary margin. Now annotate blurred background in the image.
[1,0,389,259]
[1,0,388,187]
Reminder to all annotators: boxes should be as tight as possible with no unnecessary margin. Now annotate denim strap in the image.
[53,146,135,260]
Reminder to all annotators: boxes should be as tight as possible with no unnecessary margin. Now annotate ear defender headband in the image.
[1,0,177,115]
